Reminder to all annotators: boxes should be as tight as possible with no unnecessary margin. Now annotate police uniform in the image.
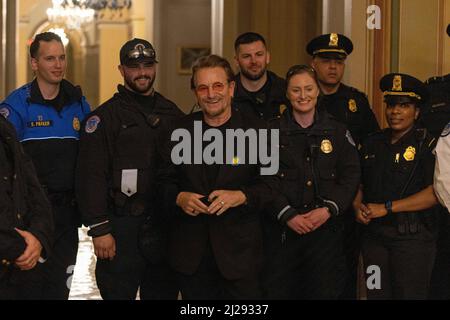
[233,71,289,121]
[263,108,360,299]
[0,115,53,299]
[307,33,380,299]
[76,39,184,300]
[360,73,438,299]
[435,122,450,210]
[0,79,90,299]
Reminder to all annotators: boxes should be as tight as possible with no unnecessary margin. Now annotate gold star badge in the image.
[321,139,333,154]
[392,75,403,91]
[329,33,339,47]
[279,104,287,115]
[403,146,416,161]
[348,99,358,113]
[73,117,80,131]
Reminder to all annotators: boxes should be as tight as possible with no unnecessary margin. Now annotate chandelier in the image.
[47,0,133,29]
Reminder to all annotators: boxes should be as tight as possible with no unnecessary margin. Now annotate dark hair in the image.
[190,55,235,90]
[234,32,267,51]
[30,32,63,59]
[286,64,320,87]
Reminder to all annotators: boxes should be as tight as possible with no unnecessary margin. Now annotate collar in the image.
[28,79,82,106]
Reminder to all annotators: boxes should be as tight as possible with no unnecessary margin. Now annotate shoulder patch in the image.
[85,115,101,134]
[441,122,450,137]
[0,107,10,118]
[346,130,356,147]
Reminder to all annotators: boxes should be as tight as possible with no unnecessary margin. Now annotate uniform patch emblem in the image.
[279,104,287,115]
[345,130,356,147]
[0,107,10,118]
[403,146,416,161]
[73,117,80,131]
[321,139,333,154]
[348,99,358,113]
[85,115,101,134]
[441,122,450,137]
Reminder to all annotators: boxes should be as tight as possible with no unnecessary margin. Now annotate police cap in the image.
[120,38,157,66]
[380,73,427,106]
[306,33,353,60]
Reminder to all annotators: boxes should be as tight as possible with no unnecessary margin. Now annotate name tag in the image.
[121,169,138,197]
[27,120,53,128]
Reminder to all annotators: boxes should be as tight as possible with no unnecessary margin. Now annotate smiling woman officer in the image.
[354,73,439,300]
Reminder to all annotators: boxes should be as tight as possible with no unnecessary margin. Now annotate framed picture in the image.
[177,46,211,75]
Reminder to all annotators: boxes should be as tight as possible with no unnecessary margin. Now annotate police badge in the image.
[321,139,333,154]
[348,99,358,113]
[403,146,416,161]
[73,117,80,131]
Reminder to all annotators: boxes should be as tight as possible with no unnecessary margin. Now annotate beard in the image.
[240,65,267,81]
[125,75,155,94]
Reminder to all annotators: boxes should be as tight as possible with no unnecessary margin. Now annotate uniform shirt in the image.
[434,122,450,210]
[320,83,380,147]
[0,79,91,192]
[268,109,361,223]
[360,127,436,225]
[233,71,288,121]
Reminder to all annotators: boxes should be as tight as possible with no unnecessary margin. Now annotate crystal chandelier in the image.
[47,0,133,30]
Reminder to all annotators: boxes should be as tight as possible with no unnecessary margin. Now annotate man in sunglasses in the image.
[76,38,183,300]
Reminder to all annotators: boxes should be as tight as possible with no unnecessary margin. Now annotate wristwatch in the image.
[385,200,393,215]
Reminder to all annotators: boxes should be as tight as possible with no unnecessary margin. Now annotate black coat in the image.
[0,116,53,263]
[158,108,275,280]
[76,86,184,237]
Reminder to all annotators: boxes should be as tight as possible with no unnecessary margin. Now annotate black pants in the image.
[95,215,178,300]
[340,213,361,299]
[263,221,347,300]
[177,243,262,300]
[362,223,436,300]
[0,263,46,300]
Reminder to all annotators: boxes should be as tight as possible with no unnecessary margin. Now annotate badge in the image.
[0,107,9,118]
[279,104,287,115]
[321,139,333,154]
[232,156,240,166]
[348,99,357,113]
[403,146,416,161]
[85,115,101,134]
[441,122,450,137]
[73,117,80,131]
[329,33,339,47]
[392,75,402,91]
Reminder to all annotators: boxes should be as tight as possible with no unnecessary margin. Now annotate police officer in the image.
[355,73,439,299]
[307,33,380,299]
[0,114,53,300]
[435,122,450,210]
[76,38,183,300]
[263,65,360,299]
[232,32,288,121]
[0,32,91,299]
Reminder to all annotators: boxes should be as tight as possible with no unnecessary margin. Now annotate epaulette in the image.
[426,74,450,84]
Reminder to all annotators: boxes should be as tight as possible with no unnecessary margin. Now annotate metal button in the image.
[306,157,310,162]
[17,213,21,220]
[306,181,313,187]
[3,176,8,181]
[280,173,285,178]
[304,205,308,208]
[2,259,10,266]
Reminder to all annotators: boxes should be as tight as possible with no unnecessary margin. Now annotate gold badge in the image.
[348,99,358,113]
[73,117,80,131]
[321,139,333,154]
[392,75,402,91]
[403,146,416,161]
[232,156,240,166]
[279,104,287,115]
[329,33,339,47]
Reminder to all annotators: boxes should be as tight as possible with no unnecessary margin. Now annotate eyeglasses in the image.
[127,47,156,60]
[195,82,227,95]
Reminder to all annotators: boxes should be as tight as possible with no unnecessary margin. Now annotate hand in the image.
[366,203,388,219]
[286,214,315,235]
[207,190,247,216]
[14,228,43,271]
[355,203,371,225]
[303,207,331,230]
[93,233,116,260]
[176,192,209,216]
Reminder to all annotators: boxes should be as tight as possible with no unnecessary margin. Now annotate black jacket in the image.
[76,86,184,237]
[233,71,288,121]
[158,108,275,279]
[267,109,361,225]
[320,83,380,147]
[0,116,53,263]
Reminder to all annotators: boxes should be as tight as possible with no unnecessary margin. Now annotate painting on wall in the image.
[177,46,211,75]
